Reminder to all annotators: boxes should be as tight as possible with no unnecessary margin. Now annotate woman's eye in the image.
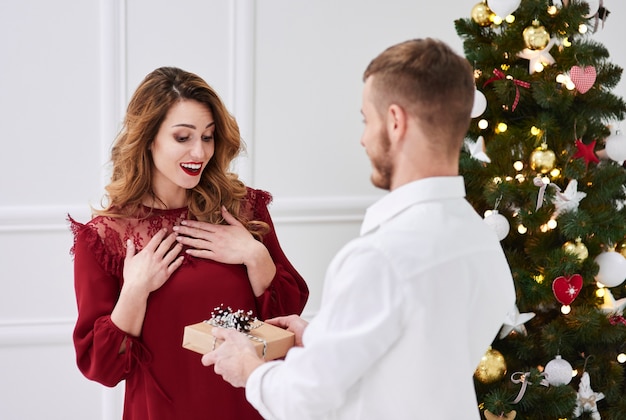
[176,136,190,142]
[202,135,214,142]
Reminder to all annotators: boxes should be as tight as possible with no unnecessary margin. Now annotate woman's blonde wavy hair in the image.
[96,66,267,237]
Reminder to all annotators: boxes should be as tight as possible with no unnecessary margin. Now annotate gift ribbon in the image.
[534,176,561,210]
[483,69,530,111]
[205,305,268,357]
[511,371,549,404]
[609,315,626,326]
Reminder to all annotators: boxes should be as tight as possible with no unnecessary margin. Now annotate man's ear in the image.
[386,104,407,144]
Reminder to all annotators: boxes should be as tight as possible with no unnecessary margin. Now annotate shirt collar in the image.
[360,176,467,236]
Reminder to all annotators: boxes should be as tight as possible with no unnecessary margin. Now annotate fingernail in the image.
[181,220,187,225]
[173,226,179,232]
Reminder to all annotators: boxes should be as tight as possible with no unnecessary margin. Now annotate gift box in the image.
[182,306,295,360]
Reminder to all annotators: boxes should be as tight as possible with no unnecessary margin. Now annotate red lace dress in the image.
[69,188,308,420]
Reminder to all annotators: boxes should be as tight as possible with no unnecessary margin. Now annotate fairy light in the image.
[596,287,605,298]
[618,353,626,364]
[497,122,508,133]
[579,23,588,34]
[550,168,561,178]
[556,74,567,84]
[547,5,558,15]
[534,62,545,73]
[484,210,493,217]
[493,176,503,184]
[515,174,526,183]
[505,15,515,23]
[531,126,542,136]
[563,38,572,47]
[596,281,606,288]
[547,219,557,230]
[534,274,544,284]
[518,224,528,234]
[561,305,571,314]
[505,176,513,182]
[478,119,489,129]
[540,224,549,232]
[513,161,524,171]
[492,15,503,25]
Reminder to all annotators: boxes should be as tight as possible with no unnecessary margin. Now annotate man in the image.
[202,38,516,419]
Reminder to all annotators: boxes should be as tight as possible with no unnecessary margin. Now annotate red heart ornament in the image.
[570,66,596,94]
[552,274,583,305]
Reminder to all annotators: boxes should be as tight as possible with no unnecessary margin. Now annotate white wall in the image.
[1,0,624,418]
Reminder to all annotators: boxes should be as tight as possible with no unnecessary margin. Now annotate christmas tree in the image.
[455,0,626,419]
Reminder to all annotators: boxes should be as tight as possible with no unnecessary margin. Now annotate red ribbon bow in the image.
[483,69,531,111]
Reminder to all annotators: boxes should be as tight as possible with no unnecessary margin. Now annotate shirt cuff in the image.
[246,360,282,420]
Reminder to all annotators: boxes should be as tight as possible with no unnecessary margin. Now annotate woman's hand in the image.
[111,228,184,337]
[174,206,276,296]
[123,228,184,295]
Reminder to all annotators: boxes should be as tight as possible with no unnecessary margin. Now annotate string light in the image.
[596,287,605,298]
[563,38,572,47]
[550,168,561,178]
[561,305,571,314]
[518,224,528,234]
[478,119,489,129]
[496,122,508,133]
[513,161,524,171]
[505,15,515,24]
[618,353,626,364]
[492,15,503,25]
[547,219,557,229]
[579,23,588,34]
[534,62,545,73]
[547,5,558,15]
[531,126,542,136]
[534,274,544,284]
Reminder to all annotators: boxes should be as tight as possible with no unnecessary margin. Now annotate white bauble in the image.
[605,131,626,162]
[484,211,510,241]
[472,89,487,118]
[487,0,521,17]
[544,355,573,386]
[595,251,626,287]
[583,0,601,18]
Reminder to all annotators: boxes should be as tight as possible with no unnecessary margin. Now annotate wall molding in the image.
[0,195,377,232]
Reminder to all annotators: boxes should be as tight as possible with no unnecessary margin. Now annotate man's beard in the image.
[369,130,393,190]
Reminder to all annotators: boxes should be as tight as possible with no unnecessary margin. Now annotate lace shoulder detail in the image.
[67,214,124,278]
[245,187,273,220]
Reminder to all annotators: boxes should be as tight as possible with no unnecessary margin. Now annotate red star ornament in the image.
[572,139,599,168]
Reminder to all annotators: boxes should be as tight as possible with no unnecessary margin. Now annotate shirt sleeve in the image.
[70,219,148,387]
[246,240,407,419]
[250,191,309,319]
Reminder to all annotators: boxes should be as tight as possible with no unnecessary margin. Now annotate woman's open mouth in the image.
[180,162,202,176]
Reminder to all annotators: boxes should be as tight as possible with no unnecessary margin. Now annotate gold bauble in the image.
[474,347,507,384]
[471,2,493,27]
[529,146,556,173]
[523,20,550,50]
[563,238,589,262]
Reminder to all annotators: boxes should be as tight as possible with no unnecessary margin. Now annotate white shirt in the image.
[246,176,516,419]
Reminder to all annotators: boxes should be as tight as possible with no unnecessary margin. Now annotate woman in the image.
[69,67,309,419]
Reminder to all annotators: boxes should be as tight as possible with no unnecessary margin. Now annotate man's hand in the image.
[265,315,308,347]
[201,327,265,388]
